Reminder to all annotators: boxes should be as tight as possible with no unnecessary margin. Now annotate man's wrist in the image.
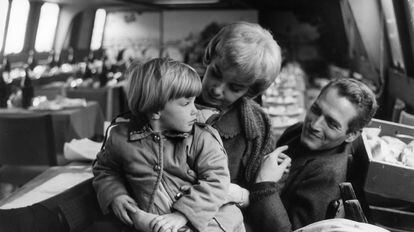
[249,181,280,203]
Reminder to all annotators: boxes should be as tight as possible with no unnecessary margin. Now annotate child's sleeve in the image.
[92,125,129,214]
[172,126,230,231]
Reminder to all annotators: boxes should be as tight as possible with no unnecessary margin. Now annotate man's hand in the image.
[111,194,138,225]
[255,145,291,183]
[150,211,188,232]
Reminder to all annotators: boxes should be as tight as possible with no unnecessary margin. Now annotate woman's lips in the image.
[202,92,221,106]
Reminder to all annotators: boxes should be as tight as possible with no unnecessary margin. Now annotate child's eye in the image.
[182,98,194,106]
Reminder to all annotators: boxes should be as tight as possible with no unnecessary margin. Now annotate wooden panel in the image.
[388,69,414,112]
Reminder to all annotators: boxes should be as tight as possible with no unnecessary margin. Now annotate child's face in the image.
[201,59,249,110]
[158,96,198,133]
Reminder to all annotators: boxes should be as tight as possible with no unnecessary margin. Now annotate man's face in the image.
[301,87,359,151]
[200,59,249,111]
[158,97,198,133]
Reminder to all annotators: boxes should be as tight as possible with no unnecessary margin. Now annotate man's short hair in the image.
[319,78,378,133]
[126,58,201,116]
[203,21,282,98]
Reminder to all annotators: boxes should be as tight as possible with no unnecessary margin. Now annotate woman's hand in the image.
[227,183,250,207]
[255,145,291,183]
[111,194,139,225]
[150,211,188,232]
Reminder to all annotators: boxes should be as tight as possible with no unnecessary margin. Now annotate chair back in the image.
[345,137,372,221]
[392,98,406,123]
[399,110,414,126]
[0,114,57,166]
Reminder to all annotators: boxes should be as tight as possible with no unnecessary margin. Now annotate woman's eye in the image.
[229,85,246,92]
[210,69,221,80]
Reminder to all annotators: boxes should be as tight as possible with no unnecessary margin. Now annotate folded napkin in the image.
[64,138,102,161]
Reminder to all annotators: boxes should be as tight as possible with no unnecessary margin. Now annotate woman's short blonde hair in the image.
[126,58,202,116]
[204,21,282,97]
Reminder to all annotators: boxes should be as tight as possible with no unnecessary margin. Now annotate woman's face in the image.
[201,59,249,110]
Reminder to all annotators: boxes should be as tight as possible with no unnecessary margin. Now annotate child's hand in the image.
[255,145,291,183]
[111,194,138,225]
[150,211,188,232]
[227,183,250,207]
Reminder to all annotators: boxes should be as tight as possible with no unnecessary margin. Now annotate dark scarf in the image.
[211,97,276,185]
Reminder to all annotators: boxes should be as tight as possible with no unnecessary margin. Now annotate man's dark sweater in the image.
[248,123,351,232]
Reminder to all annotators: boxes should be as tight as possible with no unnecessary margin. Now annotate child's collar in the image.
[128,122,191,141]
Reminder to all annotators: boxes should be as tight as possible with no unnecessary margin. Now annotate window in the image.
[380,0,405,71]
[4,0,30,54]
[35,3,59,52]
[404,0,414,73]
[0,0,9,52]
[90,9,106,50]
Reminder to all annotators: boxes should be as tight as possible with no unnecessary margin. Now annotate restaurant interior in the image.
[0,0,414,231]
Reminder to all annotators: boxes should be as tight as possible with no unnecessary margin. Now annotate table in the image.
[12,72,73,87]
[0,165,92,209]
[66,85,128,121]
[36,85,128,121]
[0,102,104,152]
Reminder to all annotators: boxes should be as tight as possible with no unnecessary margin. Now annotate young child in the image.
[92,58,245,232]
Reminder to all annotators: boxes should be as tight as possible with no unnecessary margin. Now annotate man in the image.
[247,78,378,232]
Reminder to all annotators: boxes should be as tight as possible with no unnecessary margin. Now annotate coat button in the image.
[153,135,160,142]
[154,165,161,171]
[175,192,183,200]
[187,169,195,176]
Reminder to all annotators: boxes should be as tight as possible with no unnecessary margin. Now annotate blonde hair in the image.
[126,58,202,116]
[204,21,282,97]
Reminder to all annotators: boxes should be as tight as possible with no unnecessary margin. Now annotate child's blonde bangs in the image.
[165,66,202,101]
[127,58,201,116]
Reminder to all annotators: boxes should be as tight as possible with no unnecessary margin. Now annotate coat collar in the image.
[127,114,190,141]
[212,103,241,139]
[212,97,260,140]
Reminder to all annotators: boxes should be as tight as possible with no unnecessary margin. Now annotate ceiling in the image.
[118,0,254,10]
[29,0,251,9]
[29,0,314,11]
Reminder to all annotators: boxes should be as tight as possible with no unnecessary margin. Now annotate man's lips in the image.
[305,127,322,139]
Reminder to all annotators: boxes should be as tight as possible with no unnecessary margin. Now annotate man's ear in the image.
[345,129,361,143]
[151,112,160,120]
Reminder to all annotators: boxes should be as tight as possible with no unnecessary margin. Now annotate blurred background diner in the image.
[0,0,414,231]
